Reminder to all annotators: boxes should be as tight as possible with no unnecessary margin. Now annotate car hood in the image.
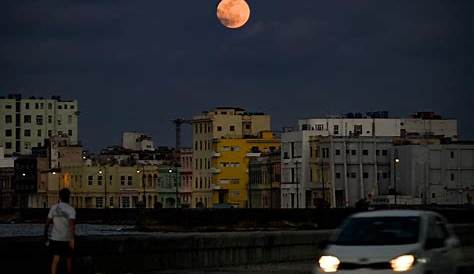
[325,244,421,263]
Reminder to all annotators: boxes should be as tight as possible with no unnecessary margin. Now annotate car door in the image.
[424,216,451,274]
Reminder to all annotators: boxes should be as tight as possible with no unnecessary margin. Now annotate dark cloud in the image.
[1,0,472,151]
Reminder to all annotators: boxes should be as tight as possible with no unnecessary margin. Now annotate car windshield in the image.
[333,216,421,246]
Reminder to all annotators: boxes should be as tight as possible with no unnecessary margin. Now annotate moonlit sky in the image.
[1,1,473,152]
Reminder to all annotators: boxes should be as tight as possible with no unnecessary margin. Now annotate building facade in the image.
[0,146,15,208]
[0,94,79,155]
[308,136,393,208]
[179,148,193,208]
[395,142,474,205]
[282,112,458,208]
[191,107,271,208]
[248,151,281,208]
[212,131,280,208]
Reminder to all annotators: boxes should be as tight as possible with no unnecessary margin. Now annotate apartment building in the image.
[248,150,281,208]
[0,94,79,155]
[192,107,271,208]
[281,111,458,208]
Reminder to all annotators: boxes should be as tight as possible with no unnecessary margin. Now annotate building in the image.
[178,148,193,208]
[191,107,271,208]
[308,136,393,208]
[395,141,474,205]
[0,94,79,155]
[212,131,280,208]
[0,146,15,208]
[248,150,281,208]
[122,132,155,151]
[281,111,458,208]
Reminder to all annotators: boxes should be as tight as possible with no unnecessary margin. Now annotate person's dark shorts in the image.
[49,240,73,257]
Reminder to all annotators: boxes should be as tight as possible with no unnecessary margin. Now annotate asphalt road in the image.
[154,247,474,274]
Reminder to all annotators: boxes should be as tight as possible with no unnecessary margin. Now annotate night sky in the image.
[1,0,473,152]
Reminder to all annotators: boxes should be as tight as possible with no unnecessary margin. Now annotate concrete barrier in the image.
[1,225,474,274]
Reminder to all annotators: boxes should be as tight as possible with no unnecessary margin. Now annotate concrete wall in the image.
[1,225,473,274]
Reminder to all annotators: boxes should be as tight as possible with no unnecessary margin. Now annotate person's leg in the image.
[66,257,73,274]
[51,255,60,274]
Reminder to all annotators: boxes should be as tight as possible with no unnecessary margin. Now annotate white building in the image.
[309,136,393,208]
[395,142,474,205]
[281,112,458,208]
[0,94,79,155]
[122,132,155,151]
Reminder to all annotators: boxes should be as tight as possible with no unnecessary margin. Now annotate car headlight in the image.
[318,255,340,272]
[390,255,416,272]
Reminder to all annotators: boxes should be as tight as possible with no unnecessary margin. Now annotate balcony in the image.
[246,152,261,157]
[210,168,221,174]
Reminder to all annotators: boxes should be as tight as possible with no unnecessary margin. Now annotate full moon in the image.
[217,0,251,29]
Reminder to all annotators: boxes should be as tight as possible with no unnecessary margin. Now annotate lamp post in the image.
[394,157,400,206]
[295,161,299,209]
[169,168,178,208]
[98,168,107,209]
[136,166,147,208]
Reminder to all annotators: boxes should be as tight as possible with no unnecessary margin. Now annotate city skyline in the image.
[1,0,472,152]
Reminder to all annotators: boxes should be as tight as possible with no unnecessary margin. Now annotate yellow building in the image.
[58,165,160,208]
[192,107,271,208]
[212,131,280,208]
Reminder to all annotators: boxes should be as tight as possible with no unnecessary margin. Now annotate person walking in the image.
[44,188,76,274]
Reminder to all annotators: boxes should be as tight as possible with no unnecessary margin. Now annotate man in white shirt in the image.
[44,188,76,274]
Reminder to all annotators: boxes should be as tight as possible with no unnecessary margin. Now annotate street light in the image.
[98,168,107,209]
[394,157,400,206]
[169,168,178,208]
[136,166,146,208]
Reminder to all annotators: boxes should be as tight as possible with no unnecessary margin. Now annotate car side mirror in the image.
[424,238,445,250]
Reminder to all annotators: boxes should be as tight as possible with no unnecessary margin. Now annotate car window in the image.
[427,216,449,241]
[333,216,421,246]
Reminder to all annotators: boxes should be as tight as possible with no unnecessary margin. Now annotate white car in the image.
[316,210,462,274]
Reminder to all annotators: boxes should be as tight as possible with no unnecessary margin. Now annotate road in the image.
[154,247,474,274]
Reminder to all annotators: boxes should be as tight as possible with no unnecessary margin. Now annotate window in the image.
[376,150,380,156]
[5,115,12,124]
[5,105,12,109]
[316,124,324,131]
[217,126,222,131]
[48,103,52,110]
[432,193,436,198]
[351,150,356,155]
[121,176,125,185]
[68,130,72,136]
[335,172,341,179]
[58,120,62,126]
[450,173,455,181]
[450,151,455,159]
[230,125,235,131]
[70,105,75,109]
[363,150,369,156]
[128,176,132,185]
[24,115,31,123]
[88,176,93,185]
[25,103,29,109]
[363,172,369,179]
[5,129,12,137]
[382,150,388,156]
[333,125,339,134]
[58,105,62,109]
[5,142,12,149]
[37,130,41,137]
[354,125,363,135]
[24,129,31,137]
[351,172,357,178]
[24,142,30,149]
[245,124,251,129]
[96,197,103,208]
[48,116,52,124]
[98,176,103,185]
[64,105,68,109]
[48,130,52,137]
[382,173,388,179]
[36,115,43,125]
